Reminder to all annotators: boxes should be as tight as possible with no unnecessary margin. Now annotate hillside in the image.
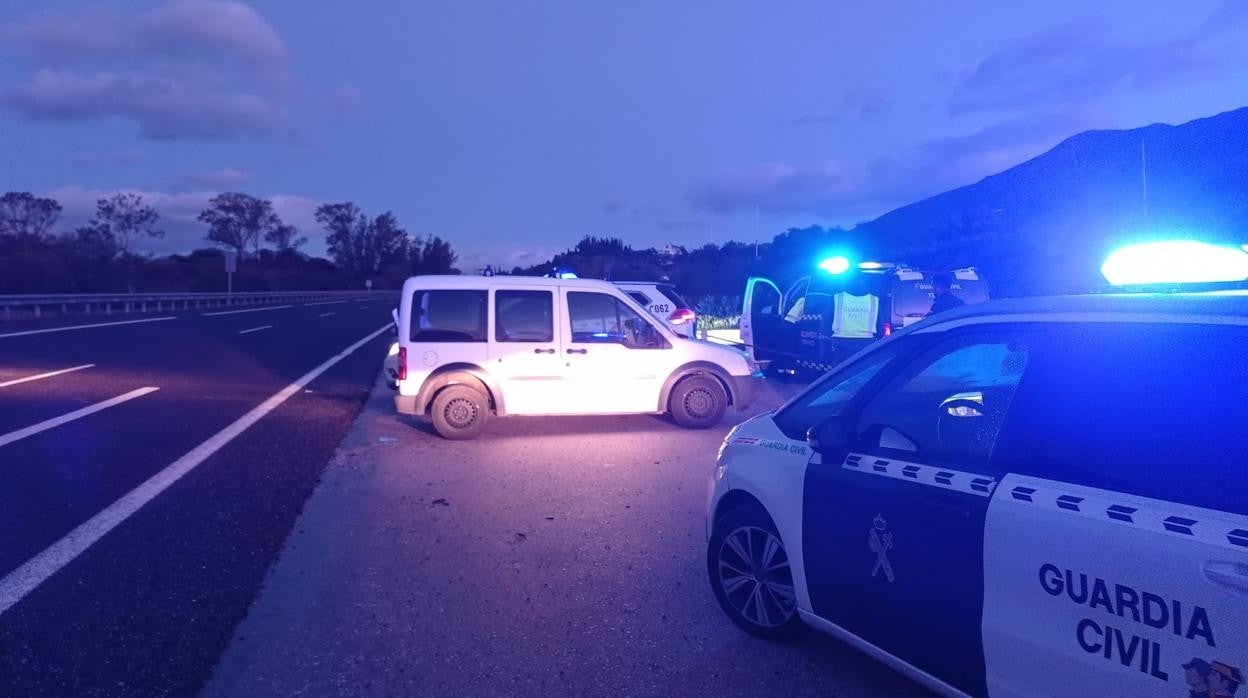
[854,107,1248,295]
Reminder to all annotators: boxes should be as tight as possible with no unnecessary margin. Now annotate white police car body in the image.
[707,291,1248,697]
[393,275,760,439]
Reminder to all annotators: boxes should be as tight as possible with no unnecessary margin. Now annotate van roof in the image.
[400,274,620,291]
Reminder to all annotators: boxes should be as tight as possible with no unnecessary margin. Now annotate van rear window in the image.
[410,290,487,342]
[893,280,988,319]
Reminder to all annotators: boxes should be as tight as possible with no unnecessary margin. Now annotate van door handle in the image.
[533,348,556,354]
[1203,562,1248,594]
[566,348,588,355]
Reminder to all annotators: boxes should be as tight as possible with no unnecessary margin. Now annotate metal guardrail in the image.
[0,290,399,321]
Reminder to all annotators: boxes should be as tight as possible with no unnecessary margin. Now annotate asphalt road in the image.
[0,299,396,696]
[204,377,934,697]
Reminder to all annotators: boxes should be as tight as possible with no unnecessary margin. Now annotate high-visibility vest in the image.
[832,292,879,338]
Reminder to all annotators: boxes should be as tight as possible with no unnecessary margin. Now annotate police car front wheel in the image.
[707,505,802,640]
[668,376,727,429]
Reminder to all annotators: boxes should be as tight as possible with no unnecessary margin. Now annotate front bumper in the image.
[729,373,763,410]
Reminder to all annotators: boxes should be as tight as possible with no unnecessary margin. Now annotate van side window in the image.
[410,290,487,342]
[626,291,650,305]
[854,332,1032,467]
[567,292,667,349]
[495,290,553,343]
[995,323,1248,515]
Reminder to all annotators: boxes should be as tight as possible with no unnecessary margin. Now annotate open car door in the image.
[740,276,784,364]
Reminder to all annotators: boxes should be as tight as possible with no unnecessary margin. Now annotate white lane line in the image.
[0,387,160,449]
[359,305,370,309]
[0,316,176,340]
[0,324,391,617]
[238,325,273,335]
[318,311,336,317]
[202,305,293,317]
[0,364,95,389]
[304,300,347,307]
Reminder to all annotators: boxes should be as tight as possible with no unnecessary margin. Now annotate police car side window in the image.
[772,344,902,440]
[567,292,668,349]
[411,290,488,342]
[994,323,1248,515]
[854,332,1032,467]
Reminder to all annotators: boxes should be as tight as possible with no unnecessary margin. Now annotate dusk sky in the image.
[3,0,1247,270]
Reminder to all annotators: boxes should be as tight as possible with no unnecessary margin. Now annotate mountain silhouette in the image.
[854,107,1248,295]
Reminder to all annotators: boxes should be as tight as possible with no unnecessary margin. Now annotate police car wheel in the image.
[669,376,726,429]
[430,385,489,440]
[707,506,802,640]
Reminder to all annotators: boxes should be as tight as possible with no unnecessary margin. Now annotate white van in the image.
[393,275,761,439]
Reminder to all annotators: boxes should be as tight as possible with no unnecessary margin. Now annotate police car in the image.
[706,242,1248,697]
[741,259,989,373]
[615,280,698,338]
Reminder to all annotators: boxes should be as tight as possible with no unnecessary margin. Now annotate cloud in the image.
[1,69,292,140]
[45,186,327,255]
[0,1,295,141]
[72,149,145,168]
[138,0,287,70]
[779,113,842,128]
[329,86,365,121]
[181,167,250,189]
[691,109,1102,219]
[843,88,891,122]
[951,20,1227,114]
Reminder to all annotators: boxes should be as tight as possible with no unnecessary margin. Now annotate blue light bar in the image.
[1101,241,1248,285]
[818,256,850,274]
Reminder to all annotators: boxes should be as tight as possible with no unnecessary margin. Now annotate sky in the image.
[3,0,1248,271]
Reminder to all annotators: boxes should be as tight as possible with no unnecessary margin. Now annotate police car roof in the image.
[927,290,1248,326]
[401,274,620,291]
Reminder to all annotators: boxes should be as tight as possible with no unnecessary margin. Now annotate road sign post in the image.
[224,250,237,293]
[365,279,373,290]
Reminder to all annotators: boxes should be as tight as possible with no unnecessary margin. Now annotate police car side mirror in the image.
[807,416,848,454]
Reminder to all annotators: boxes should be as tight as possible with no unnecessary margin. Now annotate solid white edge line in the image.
[238,325,273,335]
[202,305,293,317]
[0,324,392,617]
[0,387,160,449]
[0,364,95,388]
[0,316,176,339]
[318,312,335,317]
[303,300,347,307]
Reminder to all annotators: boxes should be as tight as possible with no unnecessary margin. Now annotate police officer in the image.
[928,272,966,316]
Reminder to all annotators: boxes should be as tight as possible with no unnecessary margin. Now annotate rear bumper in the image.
[730,373,763,410]
[394,393,419,416]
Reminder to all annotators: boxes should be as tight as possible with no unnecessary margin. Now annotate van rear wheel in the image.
[669,375,727,429]
[430,385,489,440]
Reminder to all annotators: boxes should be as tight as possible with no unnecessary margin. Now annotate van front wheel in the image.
[669,375,727,429]
[430,385,489,439]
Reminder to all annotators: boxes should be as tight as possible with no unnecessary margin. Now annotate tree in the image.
[316,201,369,281]
[199,192,281,257]
[264,223,306,254]
[414,235,457,274]
[91,193,162,292]
[0,192,62,240]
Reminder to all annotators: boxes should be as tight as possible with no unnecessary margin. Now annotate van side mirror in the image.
[807,416,848,454]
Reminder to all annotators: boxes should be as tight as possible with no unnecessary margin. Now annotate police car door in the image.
[982,322,1248,697]
[805,328,1035,697]
[740,277,783,364]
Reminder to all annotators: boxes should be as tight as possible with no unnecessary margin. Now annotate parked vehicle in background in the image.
[392,275,759,439]
[741,261,988,373]
[615,281,698,338]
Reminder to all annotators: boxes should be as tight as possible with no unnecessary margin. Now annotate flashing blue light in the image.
[1101,241,1248,285]
[858,261,887,270]
[558,271,579,279]
[818,256,851,274]
[592,332,610,338]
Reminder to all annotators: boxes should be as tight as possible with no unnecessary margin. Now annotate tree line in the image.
[0,191,459,294]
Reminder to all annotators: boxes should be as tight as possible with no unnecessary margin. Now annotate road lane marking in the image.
[0,364,95,388]
[0,387,160,449]
[304,300,347,306]
[359,305,370,309]
[0,316,176,340]
[318,312,336,317]
[238,325,272,335]
[0,324,391,617]
[202,305,293,317]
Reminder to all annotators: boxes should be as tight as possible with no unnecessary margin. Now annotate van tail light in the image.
[668,308,696,325]
[883,322,893,337]
[397,346,407,381]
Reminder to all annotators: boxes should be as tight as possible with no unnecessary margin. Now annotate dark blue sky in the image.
[3,1,1246,270]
